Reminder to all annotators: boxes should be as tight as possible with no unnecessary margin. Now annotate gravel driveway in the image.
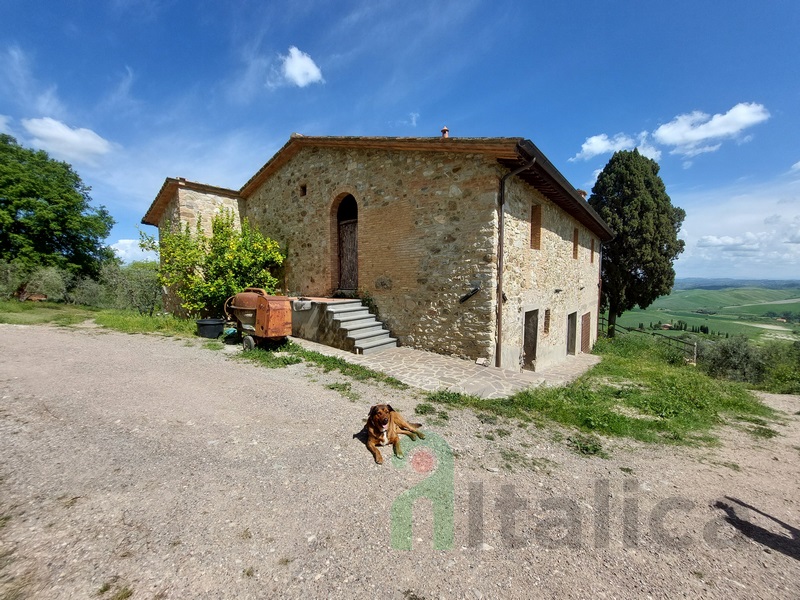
[1,323,799,599]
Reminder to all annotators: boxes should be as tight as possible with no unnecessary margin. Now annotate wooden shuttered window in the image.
[530,204,541,250]
[572,228,579,259]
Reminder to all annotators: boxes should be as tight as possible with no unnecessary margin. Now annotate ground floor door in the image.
[523,309,538,371]
[337,195,358,290]
[567,312,577,355]
[581,312,591,353]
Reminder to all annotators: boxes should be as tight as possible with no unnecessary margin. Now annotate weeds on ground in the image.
[235,347,302,368]
[425,335,777,446]
[93,310,197,336]
[282,341,408,388]
[746,425,779,439]
[110,588,133,600]
[567,433,608,458]
[414,403,436,415]
[500,448,556,473]
[325,381,360,402]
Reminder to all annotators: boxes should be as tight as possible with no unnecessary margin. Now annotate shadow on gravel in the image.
[715,496,800,561]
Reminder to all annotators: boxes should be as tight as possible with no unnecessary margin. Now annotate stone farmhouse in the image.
[142,133,614,372]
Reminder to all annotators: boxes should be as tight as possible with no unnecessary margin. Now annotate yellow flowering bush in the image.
[141,211,284,317]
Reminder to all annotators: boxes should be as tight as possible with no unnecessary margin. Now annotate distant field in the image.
[614,284,800,342]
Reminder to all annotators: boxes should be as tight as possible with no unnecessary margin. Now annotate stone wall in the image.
[501,177,602,371]
[157,186,242,234]
[244,146,500,360]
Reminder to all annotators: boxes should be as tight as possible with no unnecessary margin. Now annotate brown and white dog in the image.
[365,404,425,464]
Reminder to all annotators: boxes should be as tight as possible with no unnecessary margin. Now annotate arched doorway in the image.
[336,194,358,290]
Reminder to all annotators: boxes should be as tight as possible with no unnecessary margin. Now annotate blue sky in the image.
[1,0,798,279]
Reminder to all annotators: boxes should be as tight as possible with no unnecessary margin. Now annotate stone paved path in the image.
[291,338,601,398]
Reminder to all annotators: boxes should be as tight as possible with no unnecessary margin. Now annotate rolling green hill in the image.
[613,280,800,342]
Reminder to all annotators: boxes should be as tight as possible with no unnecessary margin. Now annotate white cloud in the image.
[280,46,324,88]
[112,239,158,263]
[696,232,762,251]
[21,117,113,165]
[635,132,661,161]
[791,160,800,172]
[0,45,66,118]
[653,102,770,157]
[0,114,10,133]
[569,133,635,161]
[673,177,800,278]
[571,102,770,166]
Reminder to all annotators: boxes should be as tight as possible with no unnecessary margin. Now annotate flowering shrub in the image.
[141,211,284,317]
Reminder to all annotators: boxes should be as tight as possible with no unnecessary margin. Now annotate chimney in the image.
[441,126,449,138]
[577,189,587,199]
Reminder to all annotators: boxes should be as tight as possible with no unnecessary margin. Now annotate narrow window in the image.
[530,204,541,250]
[572,228,579,259]
[543,309,551,335]
[590,238,595,263]
[300,183,307,197]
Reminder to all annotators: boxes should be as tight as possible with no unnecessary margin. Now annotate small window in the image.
[530,205,541,250]
[572,228,579,259]
[590,238,595,263]
[299,183,307,197]
[543,309,551,335]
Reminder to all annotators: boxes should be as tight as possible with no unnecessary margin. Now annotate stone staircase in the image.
[325,300,398,355]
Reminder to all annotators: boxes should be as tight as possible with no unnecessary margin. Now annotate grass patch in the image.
[93,310,197,336]
[425,335,777,446]
[325,381,360,401]
[746,425,779,439]
[235,347,302,368]
[414,403,436,415]
[500,448,556,473]
[203,340,225,351]
[0,300,99,326]
[110,587,133,600]
[281,341,408,389]
[567,433,608,458]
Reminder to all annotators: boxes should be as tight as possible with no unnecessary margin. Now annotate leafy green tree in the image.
[589,150,685,337]
[142,210,284,317]
[98,260,162,315]
[0,134,115,278]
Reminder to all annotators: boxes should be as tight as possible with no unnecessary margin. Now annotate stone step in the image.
[355,335,397,354]
[346,325,388,342]
[333,312,374,326]
[326,302,367,315]
[342,318,382,332]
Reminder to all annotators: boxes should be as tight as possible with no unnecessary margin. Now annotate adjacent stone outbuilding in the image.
[142,134,614,372]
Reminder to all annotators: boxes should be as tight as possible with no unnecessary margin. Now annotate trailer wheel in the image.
[242,335,256,351]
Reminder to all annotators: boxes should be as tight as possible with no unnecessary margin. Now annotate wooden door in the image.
[338,220,358,290]
[567,312,577,355]
[523,310,538,371]
[581,312,591,353]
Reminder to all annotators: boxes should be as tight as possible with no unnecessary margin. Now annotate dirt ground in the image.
[1,323,798,599]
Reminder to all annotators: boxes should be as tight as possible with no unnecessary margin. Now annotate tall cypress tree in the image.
[589,150,685,337]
